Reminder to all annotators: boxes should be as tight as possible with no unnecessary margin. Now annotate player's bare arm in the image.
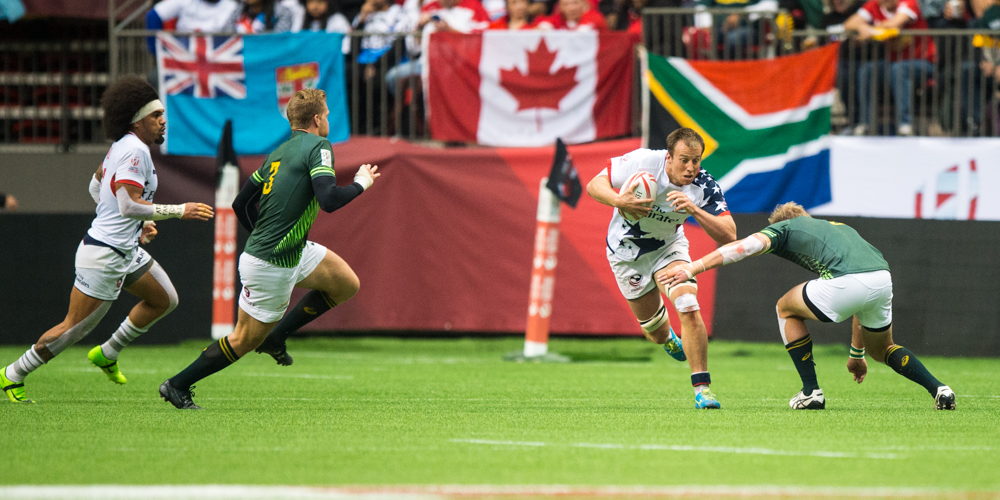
[665,191,737,244]
[659,232,771,286]
[115,183,214,221]
[586,173,653,219]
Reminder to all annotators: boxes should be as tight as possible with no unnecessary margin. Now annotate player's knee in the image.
[639,303,669,343]
[673,293,700,314]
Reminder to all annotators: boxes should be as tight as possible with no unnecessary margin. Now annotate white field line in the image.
[451,439,903,459]
[241,372,354,380]
[2,484,996,499]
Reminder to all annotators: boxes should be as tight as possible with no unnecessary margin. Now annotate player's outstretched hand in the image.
[847,357,867,383]
[353,164,380,192]
[659,263,695,286]
[182,202,214,221]
[616,179,653,220]
[140,221,158,244]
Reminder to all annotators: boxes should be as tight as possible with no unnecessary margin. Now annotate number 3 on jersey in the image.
[262,161,280,194]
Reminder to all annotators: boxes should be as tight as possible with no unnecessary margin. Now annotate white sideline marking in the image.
[1,484,993,499]
[451,439,903,459]
[242,372,353,380]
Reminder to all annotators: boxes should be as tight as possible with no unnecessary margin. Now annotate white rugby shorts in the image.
[607,238,691,300]
[73,241,150,301]
[803,270,893,330]
[238,241,328,323]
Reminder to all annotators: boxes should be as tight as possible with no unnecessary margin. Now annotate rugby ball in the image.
[618,172,658,221]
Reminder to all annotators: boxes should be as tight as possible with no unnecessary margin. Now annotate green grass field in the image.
[1,337,997,498]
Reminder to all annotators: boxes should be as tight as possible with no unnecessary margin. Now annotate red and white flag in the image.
[425,31,635,147]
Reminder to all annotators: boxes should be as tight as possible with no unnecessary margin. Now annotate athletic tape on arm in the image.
[718,235,765,265]
[116,186,185,221]
[89,176,101,204]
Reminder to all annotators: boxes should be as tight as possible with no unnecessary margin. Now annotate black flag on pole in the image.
[216,120,237,188]
[545,138,582,208]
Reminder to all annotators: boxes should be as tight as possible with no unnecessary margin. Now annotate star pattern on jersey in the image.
[694,169,728,215]
[619,221,666,259]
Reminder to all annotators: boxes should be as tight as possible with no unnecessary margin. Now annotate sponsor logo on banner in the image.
[276,62,320,117]
[915,160,979,220]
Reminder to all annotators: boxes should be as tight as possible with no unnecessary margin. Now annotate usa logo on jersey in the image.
[158,34,246,99]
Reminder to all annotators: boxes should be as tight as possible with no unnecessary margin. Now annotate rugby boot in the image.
[88,346,127,384]
[159,380,202,410]
[934,386,956,410]
[1,370,31,403]
[255,338,293,366]
[663,327,686,362]
[694,387,721,409]
[789,389,825,409]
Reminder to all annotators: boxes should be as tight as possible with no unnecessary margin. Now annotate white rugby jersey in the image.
[87,133,158,253]
[604,148,730,262]
[153,0,239,33]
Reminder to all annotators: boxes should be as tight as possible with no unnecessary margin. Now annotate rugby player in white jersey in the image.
[0,76,214,403]
[586,128,736,409]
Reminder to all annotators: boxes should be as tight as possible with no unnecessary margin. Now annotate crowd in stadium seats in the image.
[136,0,1000,138]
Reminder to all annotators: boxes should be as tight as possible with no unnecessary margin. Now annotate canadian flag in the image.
[425,31,636,147]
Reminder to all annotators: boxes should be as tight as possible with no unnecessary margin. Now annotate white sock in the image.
[694,385,709,396]
[101,318,147,360]
[6,348,46,382]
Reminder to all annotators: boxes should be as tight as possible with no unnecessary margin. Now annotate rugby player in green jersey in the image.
[661,202,956,411]
[159,89,379,409]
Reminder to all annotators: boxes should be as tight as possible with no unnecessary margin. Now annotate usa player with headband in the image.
[586,128,736,409]
[1,77,214,404]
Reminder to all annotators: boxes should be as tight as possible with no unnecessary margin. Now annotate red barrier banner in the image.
[152,137,718,336]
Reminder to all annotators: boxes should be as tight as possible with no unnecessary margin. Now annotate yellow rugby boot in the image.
[88,346,127,384]
[1,369,31,403]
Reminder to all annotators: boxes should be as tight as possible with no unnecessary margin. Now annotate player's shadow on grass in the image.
[559,348,656,363]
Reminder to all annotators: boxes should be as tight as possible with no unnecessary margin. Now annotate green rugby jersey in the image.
[758,216,889,279]
[244,130,336,268]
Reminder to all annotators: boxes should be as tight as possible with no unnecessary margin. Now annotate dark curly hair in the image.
[101,76,160,141]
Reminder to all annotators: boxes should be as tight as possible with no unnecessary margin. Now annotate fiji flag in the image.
[642,44,838,212]
[156,31,349,156]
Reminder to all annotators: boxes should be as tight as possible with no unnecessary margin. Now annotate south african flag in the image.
[642,43,839,212]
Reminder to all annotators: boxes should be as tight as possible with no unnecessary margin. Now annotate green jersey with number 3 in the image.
[244,130,336,268]
[758,216,889,279]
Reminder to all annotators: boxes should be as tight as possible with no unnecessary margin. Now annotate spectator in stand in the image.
[226,0,295,32]
[352,0,407,67]
[301,0,351,32]
[145,0,240,53]
[484,0,511,20]
[918,0,967,28]
[696,0,778,59]
[529,0,601,20]
[384,0,491,96]
[607,0,655,37]
[490,0,536,28]
[845,0,936,136]
[0,192,17,211]
[956,0,1000,134]
[283,0,308,29]
[146,0,239,34]
[535,0,609,29]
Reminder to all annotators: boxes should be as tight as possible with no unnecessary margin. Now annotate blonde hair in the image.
[768,201,811,224]
[666,128,705,155]
[286,89,327,129]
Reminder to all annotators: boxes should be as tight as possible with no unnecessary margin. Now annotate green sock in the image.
[884,345,943,396]
[263,290,335,347]
[169,337,239,391]
[785,335,819,395]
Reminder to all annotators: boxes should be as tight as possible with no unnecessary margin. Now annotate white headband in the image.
[131,99,164,124]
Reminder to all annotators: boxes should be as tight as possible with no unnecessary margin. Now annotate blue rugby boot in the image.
[663,327,686,362]
[694,387,721,409]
